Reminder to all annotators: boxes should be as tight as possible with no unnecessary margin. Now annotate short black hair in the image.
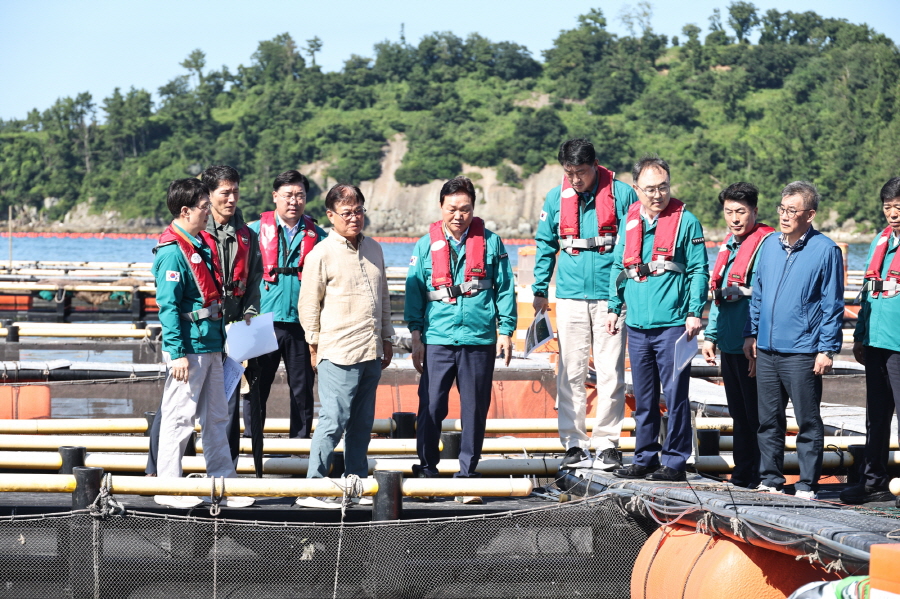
[781,181,820,211]
[632,155,670,183]
[273,170,309,193]
[201,165,240,192]
[325,183,365,212]
[166,178,209,217]
[718,182,759,208]
[557,139,596,167]
[880,177,900,203]
[439,176,476,205]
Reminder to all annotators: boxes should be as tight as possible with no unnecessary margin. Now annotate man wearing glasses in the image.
[405,177,517,499]
[533,139,638,471]
[744,181,844,500]
[248,170,326,441]
[297,184,394,508]
[608,156,709,482]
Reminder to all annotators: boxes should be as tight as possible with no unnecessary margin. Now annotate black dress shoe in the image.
[839,484,895,504]
[613,464,659,479]
[645,466,686,482]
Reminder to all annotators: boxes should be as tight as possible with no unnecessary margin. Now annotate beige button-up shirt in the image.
[298,230,394,366]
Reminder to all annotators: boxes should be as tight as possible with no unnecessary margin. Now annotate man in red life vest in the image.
[248,171,326,441]
[608,156,710,482]
[151,178,252,508]
[841,177,900,504]
[533,139,638,470]
[405,177,517,495]
[701,183,774,488]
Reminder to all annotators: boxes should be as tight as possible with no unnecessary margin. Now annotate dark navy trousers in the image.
[721,351,761,488]
[861,346,900,488]
[627,325,693,472]
[756,350,823,492]
[416,344,494,478]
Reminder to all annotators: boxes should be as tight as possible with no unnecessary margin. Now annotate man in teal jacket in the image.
[406,176,517,487]
[152,178,252,508]
[608,156,709,482]
[248,170,326,439]
[701,182,774,488]
[533,139,638,471]
[842,177,900,504]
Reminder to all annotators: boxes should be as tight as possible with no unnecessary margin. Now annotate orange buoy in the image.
[0,385,51,420]
[633,524,841,599]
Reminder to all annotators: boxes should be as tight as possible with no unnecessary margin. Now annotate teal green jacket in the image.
[855,232,900,352]
[704,235,763,354]
[152,224,225,360]
[533,178,637,300]
[248,214,327,323]
[608,207,709,329]
[405,227,517,345]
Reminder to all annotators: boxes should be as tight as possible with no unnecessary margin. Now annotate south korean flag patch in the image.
[409,256,418,267]
[540,210,548,222]
[165,271,180,283]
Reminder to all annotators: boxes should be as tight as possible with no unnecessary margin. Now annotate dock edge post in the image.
[72,466,104,510]
[59,446,86,474]
[373,470,403,521]
[440,431,462,460]
[390,412,416,439]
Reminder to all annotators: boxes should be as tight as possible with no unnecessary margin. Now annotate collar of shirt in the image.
[443,224,469,253]
[276,214,301,245]
[173,223,202,248]
[213,217,235,237]
[328,228,364,250]
[780,225,813,252]
[639,205,658,227]
[576,174,601,206]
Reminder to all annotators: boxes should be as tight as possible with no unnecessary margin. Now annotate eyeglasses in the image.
[278,193,306,205]
[192,202,211,211]
[635,183,670,197]
[776,205,812,218]
[332,207,366,221]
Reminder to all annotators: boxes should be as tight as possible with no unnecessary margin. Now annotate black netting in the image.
[0,497,656,599]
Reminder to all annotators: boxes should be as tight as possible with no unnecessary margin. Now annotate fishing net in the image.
[0,494,656,599]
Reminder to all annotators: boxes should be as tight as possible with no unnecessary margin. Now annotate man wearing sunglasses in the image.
[743,181,844,500]
[248,170,327,442]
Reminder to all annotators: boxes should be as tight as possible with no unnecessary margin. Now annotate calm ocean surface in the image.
[0,236,873,271]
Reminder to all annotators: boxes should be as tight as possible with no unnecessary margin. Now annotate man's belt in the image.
[616,260,686,284]
[426,279,493,302]
[560,234,616,253]
[181,301,223,322]
[269,267,300,276]
[713,285,753,301]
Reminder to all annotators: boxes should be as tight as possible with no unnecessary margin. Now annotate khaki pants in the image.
[158,352,236,479]
[556,298,626,451]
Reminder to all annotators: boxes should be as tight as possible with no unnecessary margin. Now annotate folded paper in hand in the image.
[225,313,278,362]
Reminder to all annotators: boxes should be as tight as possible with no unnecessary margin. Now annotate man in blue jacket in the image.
[744,181,844,500]
[405,177,517,490]
[841,177,900,504]
[248,170,326,440]
[533,139,638,470]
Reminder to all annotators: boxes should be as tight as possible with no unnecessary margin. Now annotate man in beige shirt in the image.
[297,183,394,507]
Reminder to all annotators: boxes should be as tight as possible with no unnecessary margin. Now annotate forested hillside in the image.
[1,3,897,232]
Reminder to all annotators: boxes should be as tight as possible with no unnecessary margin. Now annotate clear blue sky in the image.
[0,0,897,121]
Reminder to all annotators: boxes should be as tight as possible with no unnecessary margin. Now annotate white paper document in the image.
[224,312,278,362]
[525,311,555,358]
[673,330,699,380]
[223,356,245,398]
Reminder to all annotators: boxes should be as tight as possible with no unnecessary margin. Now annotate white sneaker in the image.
[295,496,343,509]
[755,484,784,494]
[226,496,255,508]
[795,490,818,501]
[155,495,203,508]
[351,497,373,506]
[454,496,483,504]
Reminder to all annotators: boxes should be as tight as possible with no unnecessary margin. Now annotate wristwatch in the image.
[533,291,546,298]
[823,351,836,359]
[687,312,697,318]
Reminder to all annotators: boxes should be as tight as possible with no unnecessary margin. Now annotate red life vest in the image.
[428,217,489,304]
[223,224,251,297]
[258,212,318,283]
[864,226,900,298]
[559,165,618,255]
[710,223,775,304]
[156,224,224,317]
[622,199,686,282]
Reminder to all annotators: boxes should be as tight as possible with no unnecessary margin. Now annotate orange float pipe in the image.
[632,525,841,599]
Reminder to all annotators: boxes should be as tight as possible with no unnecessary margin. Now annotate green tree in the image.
[727,1,759,43]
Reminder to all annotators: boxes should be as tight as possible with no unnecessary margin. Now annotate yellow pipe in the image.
[693,451,855,472]
[0,282,155,293]
[0,473,76,493]
[371,457,562,476]
[0,328,152,339]
[0,419,151,434]
[0,434,149,451]
[401,478,533,497]
[12,322,138,329]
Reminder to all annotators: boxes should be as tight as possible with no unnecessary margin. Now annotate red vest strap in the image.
[227,225,251,297]
[865,226,900,298]
[259,212,318,282]
[157,225,223,309]
[558,165,617,255]
[623,199,685,281]
[710,223,775,303]
[429,218,488,303]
